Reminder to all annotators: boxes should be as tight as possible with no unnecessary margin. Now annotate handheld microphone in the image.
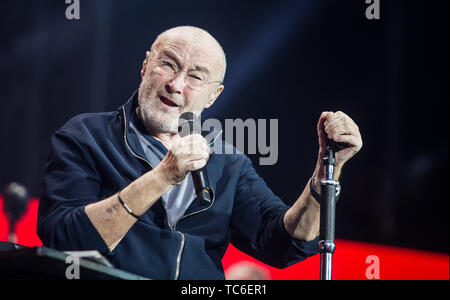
[178,112,214,205]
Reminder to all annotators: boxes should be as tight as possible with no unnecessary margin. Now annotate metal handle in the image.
[318,146,339,280]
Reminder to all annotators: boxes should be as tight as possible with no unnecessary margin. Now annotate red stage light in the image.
[1,196,448,280]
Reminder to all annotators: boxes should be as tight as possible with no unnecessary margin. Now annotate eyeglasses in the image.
[152,57,222,90]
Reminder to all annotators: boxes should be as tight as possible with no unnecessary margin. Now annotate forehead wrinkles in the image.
[156,38,213,64]
[153,36,222,76]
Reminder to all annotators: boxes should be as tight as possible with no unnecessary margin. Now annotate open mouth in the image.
[159,96,179,107]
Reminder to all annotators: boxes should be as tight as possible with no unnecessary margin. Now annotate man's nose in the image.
[165,72,187,94]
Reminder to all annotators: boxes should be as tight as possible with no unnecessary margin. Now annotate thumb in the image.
[317,111,333,149]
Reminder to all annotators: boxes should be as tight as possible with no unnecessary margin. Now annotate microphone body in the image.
[178,112,214,205]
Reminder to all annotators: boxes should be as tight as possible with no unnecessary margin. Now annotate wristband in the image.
[118,191,139,219]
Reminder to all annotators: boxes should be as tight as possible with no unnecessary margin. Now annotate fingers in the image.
[325,123,356,140]
[315,111,363,173]
[166,134,211,180]
[173,134,210,157]
[332,134,362,150]
[317,112,334,148]
[317,110,363,156]
[324,112,360,141]
[185,159,208,172]
[317,112,334,132]
[324,112,351,133]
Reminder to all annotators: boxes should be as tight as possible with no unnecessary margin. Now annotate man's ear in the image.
[141,51,150,78]
[205,85,224,109]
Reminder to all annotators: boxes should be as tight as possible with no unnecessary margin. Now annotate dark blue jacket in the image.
[37,91,319,280]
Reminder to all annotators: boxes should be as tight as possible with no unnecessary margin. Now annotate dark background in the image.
[0,0,448,253]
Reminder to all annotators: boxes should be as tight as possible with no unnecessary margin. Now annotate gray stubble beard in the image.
[137,82,179,135]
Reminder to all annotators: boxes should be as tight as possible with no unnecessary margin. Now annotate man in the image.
[37,26,362,280]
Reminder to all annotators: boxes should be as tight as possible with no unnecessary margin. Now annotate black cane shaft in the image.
[319,184,336,242]
[319,145,338,280]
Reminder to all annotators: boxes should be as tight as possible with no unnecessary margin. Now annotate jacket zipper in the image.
[121,107,154,169]
[174,231,185,280]
[171,187,215,280]
[172,186,215,231]
[122,106,189,280]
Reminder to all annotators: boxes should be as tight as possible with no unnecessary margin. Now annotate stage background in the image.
[0,0,448,278]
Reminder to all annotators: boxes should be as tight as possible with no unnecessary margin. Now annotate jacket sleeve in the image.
[230,156,319,268]
[37,130,110,253]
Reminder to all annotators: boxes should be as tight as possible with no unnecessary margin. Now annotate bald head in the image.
[151,26,227,82]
